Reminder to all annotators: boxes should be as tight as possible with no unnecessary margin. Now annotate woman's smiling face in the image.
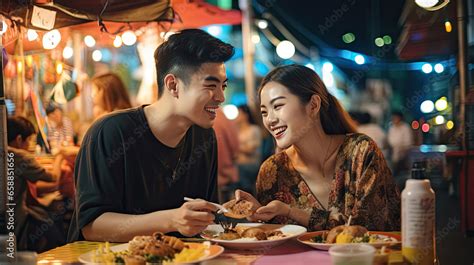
[260,81,315,149]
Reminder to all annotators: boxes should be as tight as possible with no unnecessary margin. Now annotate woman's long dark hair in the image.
[258,64,356,135]
[92,73,132,113]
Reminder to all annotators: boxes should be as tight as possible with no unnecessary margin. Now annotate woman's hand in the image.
[234,189,261,210]
[249,200,290,222]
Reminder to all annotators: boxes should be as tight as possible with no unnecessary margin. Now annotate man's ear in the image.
[13,135,23,147]
[163,74,179,98]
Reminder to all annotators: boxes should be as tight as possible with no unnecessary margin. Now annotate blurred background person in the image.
[388,110,414,179]
[352,111,388,156]
[213,108,240,203]
[236,105,261,195]
[77,73,133,144]
[91,72,132,119]
[6,116,66,252]
[46,104,75,149]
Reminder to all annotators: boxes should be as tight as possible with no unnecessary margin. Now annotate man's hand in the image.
[171,200,218,236]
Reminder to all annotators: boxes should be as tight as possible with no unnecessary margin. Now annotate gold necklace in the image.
[322,136,333,178]
[158,137,186,181]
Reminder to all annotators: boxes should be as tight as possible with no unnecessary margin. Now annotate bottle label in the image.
[402,195,435,265]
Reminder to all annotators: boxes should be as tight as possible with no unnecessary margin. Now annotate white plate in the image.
[297,231,401,251]
[201,223,307,250]
[78,242,224,264]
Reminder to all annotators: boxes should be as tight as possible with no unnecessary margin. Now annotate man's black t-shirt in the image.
[67,106,218,241]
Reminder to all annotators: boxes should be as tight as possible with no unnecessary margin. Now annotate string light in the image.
[84,35,96,47]
[276,40,295,59]
[42,30,61,50]
[63,46,73,59]
[435,97,448,111]
[446,120,454,130]
[0,20,7,35]
[122,31,137,46]
[415,0,439,8]
[251,34,260,44]
[420,100,434,113]
[435,115,445,125]
[17,61,23,73]
[56,63,63,74]
[113,36,122,48]
[421,123,430,133]
[92,50,102,62]
[355,55,365,65]
[445,21,452,32]
[257,20,268,29]
[27,29,38,41]
[422,63,433,74]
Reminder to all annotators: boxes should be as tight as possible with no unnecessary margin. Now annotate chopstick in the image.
[183,197,229,213]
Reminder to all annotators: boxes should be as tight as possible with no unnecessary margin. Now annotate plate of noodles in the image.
[78,232,224,264]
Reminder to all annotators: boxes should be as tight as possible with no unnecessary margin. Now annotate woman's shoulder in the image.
[342,133,378,151]
[261,151,288,167]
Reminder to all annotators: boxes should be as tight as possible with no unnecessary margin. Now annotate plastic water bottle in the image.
[402,161,436,265]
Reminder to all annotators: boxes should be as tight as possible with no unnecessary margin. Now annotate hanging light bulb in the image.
[276,40,295,59]
[17,61,23,73]
[92,50,103,62]
[84,35,96,47]
[251,34,260,44]
[27,29,38,41]
[42,30,61,50]
[445,21,452,32]
[122,31,137,46]
[56,63,63,75]
[257,20,268,29]
[63,46,73,59]
[415,0,438,8]
[113,35,122,48]
[415,0,449,11]
[0,20,7,35]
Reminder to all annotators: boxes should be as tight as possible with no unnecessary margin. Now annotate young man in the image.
[46,104,74,148]
[68,29,235,242]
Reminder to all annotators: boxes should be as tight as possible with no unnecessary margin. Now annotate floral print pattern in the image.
[256,133,401,231]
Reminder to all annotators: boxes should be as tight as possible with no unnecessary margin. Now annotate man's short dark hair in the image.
[392,110,404,119]
[154,29,235,98]
[7,116,36,143]
[45,103,61,115]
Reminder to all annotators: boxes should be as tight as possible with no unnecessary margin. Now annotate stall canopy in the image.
[1,0,241,29]
[1,0,174,30]
[1,0,241,50]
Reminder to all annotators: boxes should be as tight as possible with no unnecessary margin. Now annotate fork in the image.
[183,197,229,213]
[215,212,235,231]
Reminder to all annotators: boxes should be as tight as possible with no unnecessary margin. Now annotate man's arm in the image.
[82,200,218,242]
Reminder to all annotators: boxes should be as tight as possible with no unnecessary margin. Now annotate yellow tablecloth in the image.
[37,241,117,264]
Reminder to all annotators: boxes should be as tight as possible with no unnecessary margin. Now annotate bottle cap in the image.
[411,160,426,180]
[406,179,432,190]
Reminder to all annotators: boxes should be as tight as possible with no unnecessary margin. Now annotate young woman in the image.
[91,73,132,119]
[236,64,400,231]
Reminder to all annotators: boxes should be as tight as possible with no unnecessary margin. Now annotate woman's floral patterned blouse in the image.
[256,133,401,231]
